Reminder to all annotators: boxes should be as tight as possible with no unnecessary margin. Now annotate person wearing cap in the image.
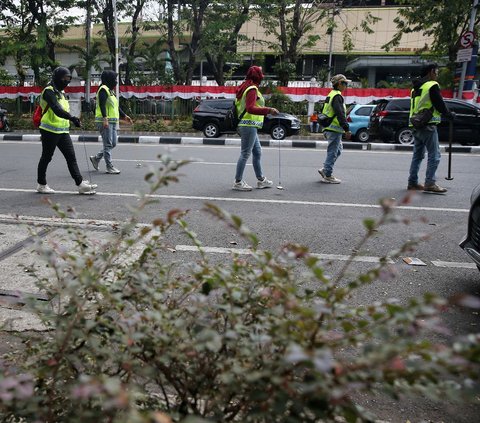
[90,70,132,174]
[407,63,454,194]
[232,65,279,191]
[318,74,352,184]
[36,66,97,195]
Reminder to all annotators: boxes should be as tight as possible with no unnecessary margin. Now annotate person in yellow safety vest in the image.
[36,66,97,195]
[317,74,352,184]
[232,65,279,191]
[90,70,132,174]
[407,63,455,194]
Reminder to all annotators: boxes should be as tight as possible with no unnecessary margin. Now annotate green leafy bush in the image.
[0,157,478,422]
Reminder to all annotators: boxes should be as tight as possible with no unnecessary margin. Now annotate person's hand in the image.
[123,115,133,124]
[103,117,109,128]
[70,116,81,128]
[269,107,279,115]
[344,130,352,140]
[446,111,456,121]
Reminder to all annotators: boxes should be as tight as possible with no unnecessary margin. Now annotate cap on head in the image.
[101,70,118,89]
[331,74,351,87]
[246,66,264,84]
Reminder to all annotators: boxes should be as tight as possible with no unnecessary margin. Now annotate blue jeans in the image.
[235,126,264,181]
[95,123,118,168]
[323,130,343,177]
[408,126,441,186]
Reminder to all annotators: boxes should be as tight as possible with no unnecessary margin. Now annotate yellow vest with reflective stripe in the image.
[322,89,346,133]
[236,86,265,128]
[409,80,441,126]
[95,85,119,123]
[39,86,70,134]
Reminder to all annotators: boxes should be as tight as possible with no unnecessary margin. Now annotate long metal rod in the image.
[113,0,120,99]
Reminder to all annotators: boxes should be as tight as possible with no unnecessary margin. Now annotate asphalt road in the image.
[1,139,479,421]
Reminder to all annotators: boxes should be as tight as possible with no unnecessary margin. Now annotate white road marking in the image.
[0,214,474,269]
[0,188,469,213]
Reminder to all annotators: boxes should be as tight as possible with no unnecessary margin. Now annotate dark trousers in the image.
[37,129,83,186]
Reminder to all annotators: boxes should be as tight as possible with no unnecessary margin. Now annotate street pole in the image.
[457,0,478,99]
[85,0,91,112]
[113,0,120,100]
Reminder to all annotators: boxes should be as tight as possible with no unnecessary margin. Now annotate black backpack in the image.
[226,101,246,130]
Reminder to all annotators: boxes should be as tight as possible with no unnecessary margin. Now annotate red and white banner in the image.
[0,85,469,104]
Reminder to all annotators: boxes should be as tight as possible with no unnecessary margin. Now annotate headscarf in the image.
[101,70,118,90]
[236,66,264,100]
[51,67,72,91]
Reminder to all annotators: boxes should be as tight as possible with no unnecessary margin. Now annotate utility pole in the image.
[457,0,479,99]
[327,7,339,84]
[85,0,92,112]
[113,0,120,99]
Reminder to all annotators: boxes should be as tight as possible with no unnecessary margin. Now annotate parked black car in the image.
[460,183,480,272]
[192,99,301,140]
[369,98,480,145]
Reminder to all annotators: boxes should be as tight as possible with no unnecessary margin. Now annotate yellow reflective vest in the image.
[39,86,70,134]
[236,86,265,128]
[409,80,441,126]
[95,85,119,123]
[322,89,346,134]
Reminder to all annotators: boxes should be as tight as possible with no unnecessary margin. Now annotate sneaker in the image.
[424,183,447,194]
[232,180,252,191]
[89,156,99,171]
[318,168,327,180]
[407,183,424,190]
[257,177,273,189]
[106,166,121,174]
[322,175,341,184]
[78,180,97,195]
[36,184,55,194]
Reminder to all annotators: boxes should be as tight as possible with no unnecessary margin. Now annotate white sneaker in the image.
[106,166,121,174]
[78,180,97,195]
[89,156,99,171]
[232,180,252,191]
[318,168,341,184]
[257,177,273,189]
[36,184,55,194]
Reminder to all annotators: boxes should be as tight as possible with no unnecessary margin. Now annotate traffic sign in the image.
[460,31,475,48]
[456,47,473,63]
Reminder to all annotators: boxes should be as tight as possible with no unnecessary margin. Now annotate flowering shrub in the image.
[0,156,479,422]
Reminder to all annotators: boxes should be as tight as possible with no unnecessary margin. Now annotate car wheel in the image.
[203,122,220,138]
[355,128,369,142]
[271,124,286,140]
[395,127,414,145]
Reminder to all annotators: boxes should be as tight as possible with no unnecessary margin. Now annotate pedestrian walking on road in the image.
[90,70,132,174]
[318,74,352,184]
[407,63,454,193]
[36,66,97,195]
[232,65,279,191]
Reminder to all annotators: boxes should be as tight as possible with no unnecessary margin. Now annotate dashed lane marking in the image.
[0,188,469,213]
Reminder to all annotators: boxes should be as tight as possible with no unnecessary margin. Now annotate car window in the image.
[356,106,374,116]
[446,102,477,115]
[386,99,410,111]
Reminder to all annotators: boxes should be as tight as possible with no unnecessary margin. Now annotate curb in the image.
[0,133,479,153]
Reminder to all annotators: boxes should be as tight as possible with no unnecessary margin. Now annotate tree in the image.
[382,0,479,71]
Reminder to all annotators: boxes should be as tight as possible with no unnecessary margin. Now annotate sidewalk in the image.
[1,130,479,153]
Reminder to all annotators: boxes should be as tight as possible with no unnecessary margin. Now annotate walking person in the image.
[36,66,97,195]
[233,65,279,191]
[310,111,319,133]
[90,70,132,174]
[318,74,352,184]
[407,63,454,193]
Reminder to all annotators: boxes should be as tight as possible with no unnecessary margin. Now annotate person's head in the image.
[246,65,264,85]
[52,66,72,91]
[101,70,118,89]
[331,74,351,91]
[420,63,439,80]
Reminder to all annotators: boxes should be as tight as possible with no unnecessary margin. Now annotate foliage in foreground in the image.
[0,156,479,423]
